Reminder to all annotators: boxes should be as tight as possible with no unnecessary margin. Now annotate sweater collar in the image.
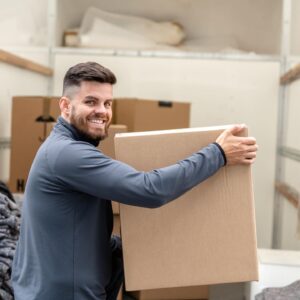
[56,116,100,147]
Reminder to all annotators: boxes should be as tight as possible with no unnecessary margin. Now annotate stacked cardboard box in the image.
[9,96,60,193]
[9,97,190,194]
[115,126,258,298]
[113,98,190,132]
[100,125,127,161]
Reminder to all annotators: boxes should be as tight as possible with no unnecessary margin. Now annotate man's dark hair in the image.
[62,62,117,96]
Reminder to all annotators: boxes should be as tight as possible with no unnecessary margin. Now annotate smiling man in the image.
[11,62,257,300]
[65,81,113,142]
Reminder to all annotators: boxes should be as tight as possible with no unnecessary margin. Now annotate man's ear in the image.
[59,97,71,117]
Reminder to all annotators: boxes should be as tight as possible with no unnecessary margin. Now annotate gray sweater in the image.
[12,116,225,300]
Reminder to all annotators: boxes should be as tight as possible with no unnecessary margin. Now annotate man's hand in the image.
[216,124,258,165]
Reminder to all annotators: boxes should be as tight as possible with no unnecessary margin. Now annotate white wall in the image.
[0,0,48,46]
[53,54,280,248]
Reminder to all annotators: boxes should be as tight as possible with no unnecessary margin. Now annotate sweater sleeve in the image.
[51,142,225,208]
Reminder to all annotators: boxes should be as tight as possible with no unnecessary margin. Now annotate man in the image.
[12,62,257,300]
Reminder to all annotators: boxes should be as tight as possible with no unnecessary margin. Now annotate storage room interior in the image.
[0,0,299,299]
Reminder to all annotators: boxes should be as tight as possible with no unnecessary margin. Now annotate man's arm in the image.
[52,125,257,208]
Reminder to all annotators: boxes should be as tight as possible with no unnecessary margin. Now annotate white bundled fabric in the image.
[78,7,185,49]
[178,36,245,54]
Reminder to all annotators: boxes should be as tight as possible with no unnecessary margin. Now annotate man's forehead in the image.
[74,81,113,97]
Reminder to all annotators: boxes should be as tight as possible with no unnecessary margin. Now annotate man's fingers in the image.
[241,145,258,153]
[226,124,246,136]
[245,152,256,159]
[242,137,257,145]
[246,145,258,152]
[243,157,256,164]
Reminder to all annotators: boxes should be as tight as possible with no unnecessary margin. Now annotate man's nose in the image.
[94,103,107,114]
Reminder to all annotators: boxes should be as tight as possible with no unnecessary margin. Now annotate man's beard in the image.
[69,108,109,144]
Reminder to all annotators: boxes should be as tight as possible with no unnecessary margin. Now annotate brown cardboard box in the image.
[130,285,208,299]
[113,215,121,236]
[115,126,258,291]
[113,99,190,132]
[99,125,127,159]
[9,96,60,193]
[111,201,120,215]
[99,125,127,215]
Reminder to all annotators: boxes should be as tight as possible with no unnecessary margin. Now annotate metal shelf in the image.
[52,47,280,62]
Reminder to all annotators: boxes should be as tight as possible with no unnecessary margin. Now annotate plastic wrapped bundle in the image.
[78,7,185,49]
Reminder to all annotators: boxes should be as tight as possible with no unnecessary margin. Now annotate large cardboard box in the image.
[113,99,190,132]
[130,285,208,299]
[115,126,258,291]
[9,96,60,193]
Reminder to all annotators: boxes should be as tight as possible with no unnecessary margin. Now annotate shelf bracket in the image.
[0,49,53,77]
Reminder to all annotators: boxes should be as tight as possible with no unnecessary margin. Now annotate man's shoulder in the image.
[47,132,97,153]
[46,134,104,167]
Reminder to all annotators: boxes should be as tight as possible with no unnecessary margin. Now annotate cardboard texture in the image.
[130,285,208,300]
[115,126,258,291]
[113,99,190,132]
[9,96,60,193]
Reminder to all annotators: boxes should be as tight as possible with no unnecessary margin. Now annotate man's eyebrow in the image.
[84,96,99,101]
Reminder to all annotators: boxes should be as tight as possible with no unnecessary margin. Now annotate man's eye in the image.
[86,101,95,105]
[105,102,112,108]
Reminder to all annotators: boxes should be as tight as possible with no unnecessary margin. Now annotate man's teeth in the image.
[88,119,104,124]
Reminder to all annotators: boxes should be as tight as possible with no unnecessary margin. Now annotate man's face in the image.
[67,81,113,142]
